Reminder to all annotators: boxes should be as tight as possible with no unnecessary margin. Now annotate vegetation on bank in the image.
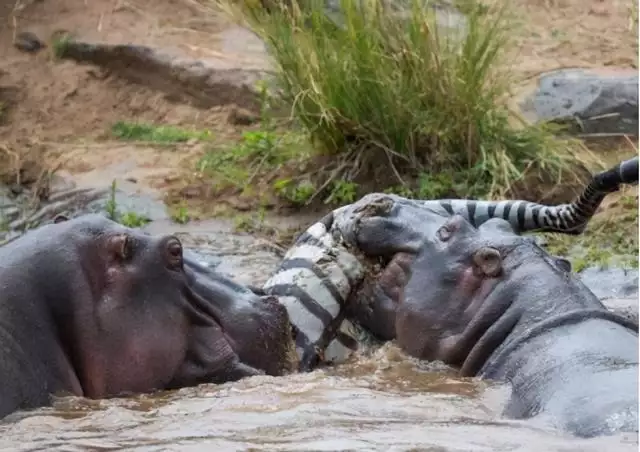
[208,0,587,208]
[111,121,213,144]
[92,0,636,271]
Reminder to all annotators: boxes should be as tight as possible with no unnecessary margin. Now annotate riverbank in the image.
[0,0,637,263]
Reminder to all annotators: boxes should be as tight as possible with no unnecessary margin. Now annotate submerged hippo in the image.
[0,214,294,420]
[335,196,638,438]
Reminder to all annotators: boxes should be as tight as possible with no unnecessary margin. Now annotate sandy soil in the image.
[0,0,637,216]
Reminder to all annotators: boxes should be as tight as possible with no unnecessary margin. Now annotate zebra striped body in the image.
[261,156,638,371]
[262,213,368,371]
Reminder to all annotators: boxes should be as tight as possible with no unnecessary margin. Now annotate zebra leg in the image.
[261,212,366,372]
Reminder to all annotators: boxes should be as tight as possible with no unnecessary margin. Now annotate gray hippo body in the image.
[0,214,293,420]
[332,194,638,438]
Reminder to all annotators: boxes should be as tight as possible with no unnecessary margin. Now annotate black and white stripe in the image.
[416,156,639,234]
[261,157,638,371]
[261,213,366,371]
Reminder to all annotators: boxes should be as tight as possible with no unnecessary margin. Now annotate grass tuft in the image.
[542,191,638,272]
[51,32,74,59]
[105,180,152,228]
[111,121,213,144]
[217,0,585,203]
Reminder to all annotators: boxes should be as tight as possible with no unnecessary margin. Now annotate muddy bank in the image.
[55,40,268,113]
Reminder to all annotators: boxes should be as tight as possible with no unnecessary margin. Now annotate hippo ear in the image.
[554,257,572,273]
[107,234,133,261]
[53,214,70,224]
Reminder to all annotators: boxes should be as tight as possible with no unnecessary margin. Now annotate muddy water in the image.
[0,346,638,452]
[0,175,638,451]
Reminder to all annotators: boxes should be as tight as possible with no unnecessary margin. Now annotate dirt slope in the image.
[0,0,636,221]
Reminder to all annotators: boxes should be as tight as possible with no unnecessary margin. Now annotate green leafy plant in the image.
[104,180,151,228]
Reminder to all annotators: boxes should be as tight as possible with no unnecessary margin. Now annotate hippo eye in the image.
[121,236,133,261]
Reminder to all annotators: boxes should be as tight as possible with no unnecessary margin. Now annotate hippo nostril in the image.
[437,226,452,241]
[473,247,502,277]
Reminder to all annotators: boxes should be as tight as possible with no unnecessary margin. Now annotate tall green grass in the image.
[218,0,583,201]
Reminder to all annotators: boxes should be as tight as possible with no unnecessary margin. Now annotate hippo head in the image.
[392,214,593,376]
[40,214,287,398]
[333,197,593,377]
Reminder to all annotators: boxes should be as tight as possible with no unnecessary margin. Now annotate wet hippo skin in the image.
[336,197,638,438]
[182,254,298,377]
[0,214,292,420]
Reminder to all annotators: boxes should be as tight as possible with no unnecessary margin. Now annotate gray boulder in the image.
[579,266,639,324]
[521,68,638,136]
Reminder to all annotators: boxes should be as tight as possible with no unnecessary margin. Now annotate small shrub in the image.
[51,33,73,59]
[197,129,311,192]
[273,178,316,204]
[218,0,583,202]
[119,211,151,228]
[171,205,191,224]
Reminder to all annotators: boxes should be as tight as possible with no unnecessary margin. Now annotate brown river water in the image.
[0,344,637,452]
[0,174,638,452]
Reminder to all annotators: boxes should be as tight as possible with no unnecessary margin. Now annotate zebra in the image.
[262,212,367,371]
[261,156,639,371]
[412,156,639,235]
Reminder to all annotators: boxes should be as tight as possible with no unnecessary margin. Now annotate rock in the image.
[13,31,45,53]
[57,41,268,113]
[520,68,639,136]
[578,266,639,323]
[323,0,467,37]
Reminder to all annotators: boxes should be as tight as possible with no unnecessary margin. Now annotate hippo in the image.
[324,155,639,343]
[333,195,639,438]
[0,214,294,420]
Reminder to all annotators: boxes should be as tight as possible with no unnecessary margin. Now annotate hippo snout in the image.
[472,247,502,277]
[160,236,184,269]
